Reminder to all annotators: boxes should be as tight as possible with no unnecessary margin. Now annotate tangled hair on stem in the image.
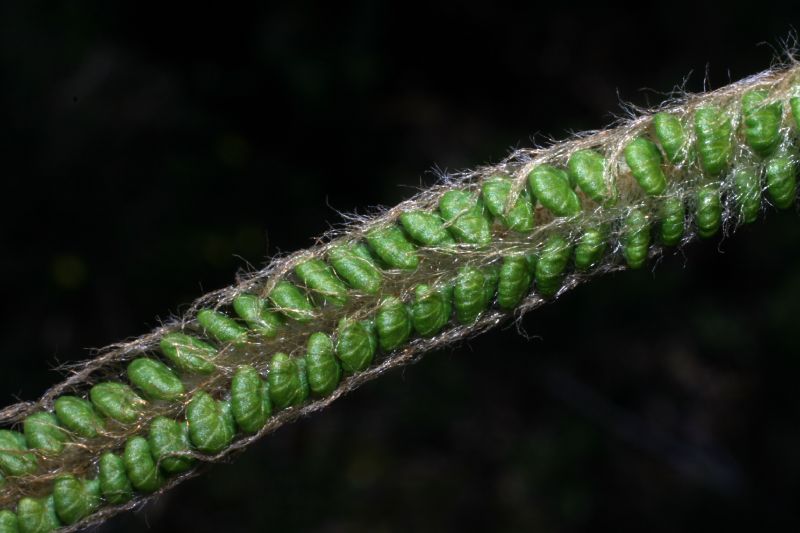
[2,55,800,532]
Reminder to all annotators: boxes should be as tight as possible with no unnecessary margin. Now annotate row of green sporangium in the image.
[1,86,799,532]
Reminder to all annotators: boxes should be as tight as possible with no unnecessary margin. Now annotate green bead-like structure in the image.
[439,190,492,245]
[765,151,797,209]
[567,150,609,203]
[375,297,412,351]
[482,265,499,308]
[497,256,533,310]
[399,211,455,246]
[295,259,349,306]
[230,366,272,433]
[53,396,103,439]
[622,209,651,269]
[695,106,733,176]
[267,354,309,409]
[742,89,782,156]
[0,510,18,533]
[659,197,685,246]
[336,319,377,372]
[4,64,800,532]
[186,392,235,454]
[624,137,667,196]
[792,96,800,128]
[160,332,219,374]
[304,333,341,396]
[733,167,761,224]
[269,281,316,323]
[535,235,572,297]
[16,495,59,533]
[232,294,282,337]
[482,175,535,232]
[454,266,490,324]
[23,412,65,454]
[148,417,195,473]
[123,437,163,493]
[0,431,36,477]
[366,226,420,270]
[89,382,143,424]
[695,185,722,239]
[328,244,383,294]
[574,228,606,271]
[527,165,581,217]
[98,452,133,505]
[410,285,452,337]
[53,475,100,525]
[127,358,185,401]
[196,309,248,344]
[653,112,689,164]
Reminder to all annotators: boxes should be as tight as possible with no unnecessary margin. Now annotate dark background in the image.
[2,3,800,532]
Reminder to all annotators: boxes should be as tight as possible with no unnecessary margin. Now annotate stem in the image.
[1,61,799,532]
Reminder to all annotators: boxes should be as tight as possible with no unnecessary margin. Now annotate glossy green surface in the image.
[336,319,377,372]
[231,365,272,433]
[0,430,36,477]
[574,228,606,271]
[53,396,103,439]
[268,353,310,409]
[0,510,18,533]
[695,185,722,238]
[23,412,66,454]
[197,309,248,344]
[791,96,800,129]
[399,210,455,246]
[351,243,383,266]
[527,165,581,216]
[439,190,492,245]
[624,137,667,196]
[232,294,283,338]
[742,89,782,156]
[482,264,500,307]
[53,475,100,525]
[481,175,535,232]
[375,297,412,351]
[294,259,349,306]
[328,244,382,294]
[304,333,341,396]
[123,436,163,493]
[148,416,195,473]
[694,106,732,176]
[497,256,533,310]
[127,358,185,401]
[268,281,315,322]
[535,235,572,297]
[98,452,133,505]
[567,149,609,203]
[89,382,144,424]
[622,209,651,269]
[186,392,235,454]
[659,196,685,246]
[16,495,60,533]
[652,112,689,164]
[410,285,453,337]
[733,166,761,224]
[365,225,419,270]
[160,332,218,374]
[765,152,797,209]
[454,266,489,324]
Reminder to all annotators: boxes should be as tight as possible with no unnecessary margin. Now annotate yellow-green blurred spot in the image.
[51,254,87,290]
